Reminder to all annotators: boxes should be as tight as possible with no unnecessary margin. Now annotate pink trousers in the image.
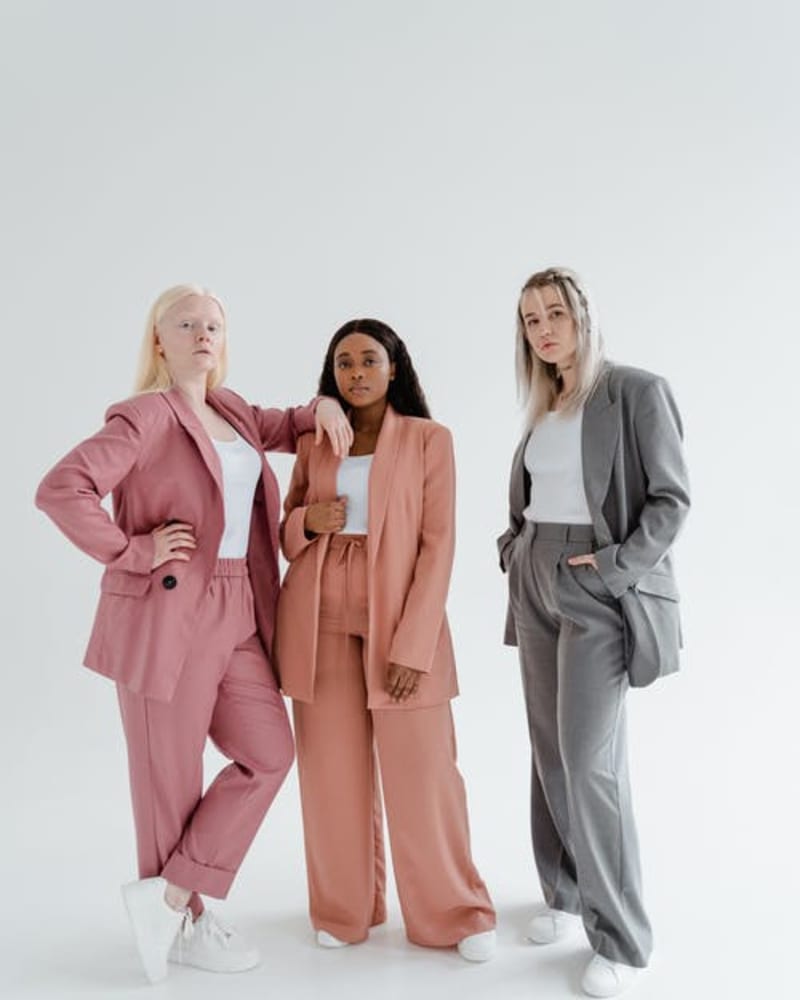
[117,559,293,907]
[292,536,496,946]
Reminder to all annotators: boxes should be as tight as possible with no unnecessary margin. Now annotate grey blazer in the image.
[498,363,690,687]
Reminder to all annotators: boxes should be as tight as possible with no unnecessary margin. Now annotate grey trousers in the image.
[508,521,652,968]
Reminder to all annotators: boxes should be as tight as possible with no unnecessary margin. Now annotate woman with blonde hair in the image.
[498,267,690,997]
[36,285,350,984]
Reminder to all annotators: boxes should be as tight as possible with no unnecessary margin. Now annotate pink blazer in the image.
[35,386,316,702]
[274,406,459,710]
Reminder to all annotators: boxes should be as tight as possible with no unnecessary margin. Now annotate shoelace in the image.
[174,907,194,964]
[202,910,235,949]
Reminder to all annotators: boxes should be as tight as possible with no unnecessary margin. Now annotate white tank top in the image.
[522,408,592,524]
[337,454,373,534]
[212,431,262,558]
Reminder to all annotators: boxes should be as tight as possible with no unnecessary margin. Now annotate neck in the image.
[351,398,388,434]
[173,376,208,413]
[557,364,577,396]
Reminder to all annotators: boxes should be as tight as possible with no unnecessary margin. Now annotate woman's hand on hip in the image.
[386,663,423,702]
[304,499,347,535]
[567,553,598,570]
[151,521,196,569]
[315,398,354,457]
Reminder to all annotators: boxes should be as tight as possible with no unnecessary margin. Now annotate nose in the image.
[352,369,364,381]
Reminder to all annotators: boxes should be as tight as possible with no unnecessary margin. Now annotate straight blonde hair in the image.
[515,266,605,426]
[134,284,229,393]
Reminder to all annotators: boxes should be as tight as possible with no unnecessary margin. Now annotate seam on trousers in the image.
[142,696,160,880]
[554,842,569,905]
[534,750,574,908]
[369,730,381,922]
[363,626,386,927]
[609,680,628,916]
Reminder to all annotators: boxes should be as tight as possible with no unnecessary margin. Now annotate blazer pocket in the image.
[101,570,152,597]
[622,577,682,688]
[497,531,518,573]
[634,571,679,601]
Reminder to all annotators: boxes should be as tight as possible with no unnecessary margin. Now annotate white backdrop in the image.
[2,2,797,998]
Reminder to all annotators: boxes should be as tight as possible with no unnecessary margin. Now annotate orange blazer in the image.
[274,406,459,710]
[35,386,316,702]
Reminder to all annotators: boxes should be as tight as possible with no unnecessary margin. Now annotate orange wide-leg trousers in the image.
[292,536,495,946]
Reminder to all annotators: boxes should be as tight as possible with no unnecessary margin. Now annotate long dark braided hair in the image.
[317,318,431,419]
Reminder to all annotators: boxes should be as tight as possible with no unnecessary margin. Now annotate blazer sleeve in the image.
[388,424,456,674]
[279,434,319,561]
[496,436,527,572]
[34,400,156,574]
[594,377,691,596]
[250,398,318,453]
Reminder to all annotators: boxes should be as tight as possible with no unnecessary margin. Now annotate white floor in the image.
[3,636,795,1000]
[4,850,793,1000]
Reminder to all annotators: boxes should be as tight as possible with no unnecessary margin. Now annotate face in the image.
[155,294,225,384]
[333,333,395,409]
[519,284,577,369]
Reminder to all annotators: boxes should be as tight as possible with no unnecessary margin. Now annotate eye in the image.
[207,324,218,333]
[526,318,538,327]
[180,321,191,328]
[336,359,351,369]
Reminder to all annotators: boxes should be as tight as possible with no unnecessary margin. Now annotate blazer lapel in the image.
[206,390,264,456]
[510,431,531,520]
[162,387,224,497]
[368,405,402,567]
[312,439,342,505]
[582,366,619,539]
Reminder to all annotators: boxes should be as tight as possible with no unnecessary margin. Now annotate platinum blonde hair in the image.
[515,266,605,426]
[134,284,228,393]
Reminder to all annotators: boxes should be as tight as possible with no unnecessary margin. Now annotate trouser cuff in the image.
[161,852,235,899]
[593,934,650,969]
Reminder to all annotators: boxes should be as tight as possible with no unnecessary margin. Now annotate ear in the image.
[389,362,396,381]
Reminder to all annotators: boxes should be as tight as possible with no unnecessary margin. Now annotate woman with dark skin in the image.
[274,319,497,960]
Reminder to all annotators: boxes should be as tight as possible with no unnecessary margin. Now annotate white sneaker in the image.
[581,953,642,997]
[121,877,191,984]
[169,910,260,973]
[316,929,350,949]
[457,929,497,962]
[525,906,580,945]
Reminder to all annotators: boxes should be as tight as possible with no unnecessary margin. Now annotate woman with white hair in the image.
[498,267,690,997]
[36,285,351,985]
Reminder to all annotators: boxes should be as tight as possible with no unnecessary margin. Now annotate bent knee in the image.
[250,722,295,780]
[220,719,296,782]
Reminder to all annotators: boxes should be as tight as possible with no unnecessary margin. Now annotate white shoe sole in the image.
[168,949,261,973]
[526,909,581,945]
[317,930,350,949]
[457,929,497,962]
[581,956,646,997]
